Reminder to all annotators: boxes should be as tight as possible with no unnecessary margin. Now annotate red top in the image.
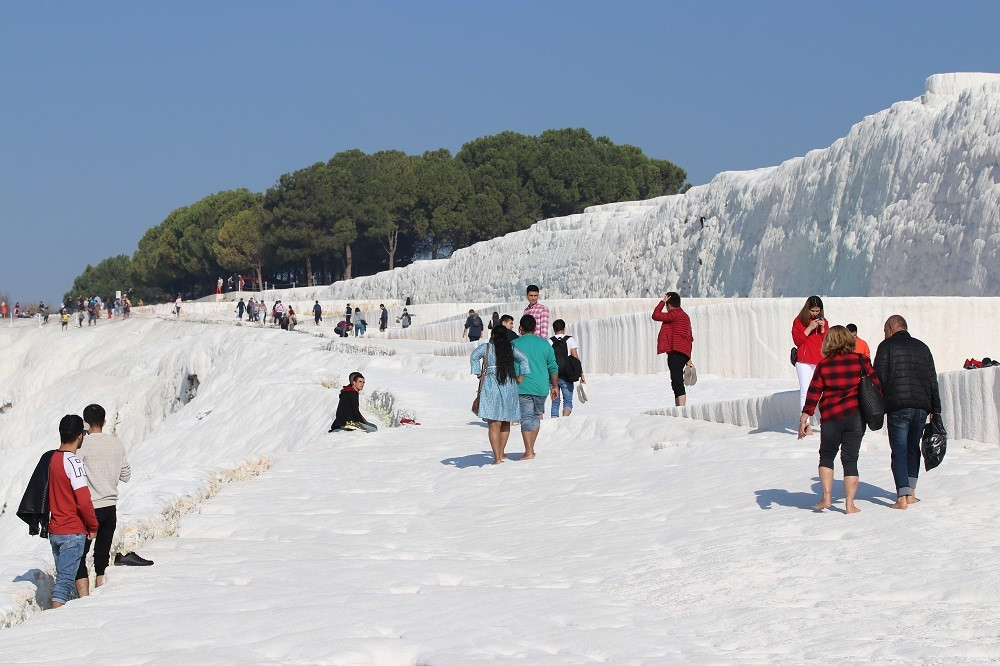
[791,317,827,365]
[802,353,882,421]
[48,451,99,535]
[652,303,693,356]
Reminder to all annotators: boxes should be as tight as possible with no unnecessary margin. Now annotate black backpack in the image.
[550,336,583,382]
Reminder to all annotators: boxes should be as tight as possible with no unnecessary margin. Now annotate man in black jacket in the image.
[874,315,941,510]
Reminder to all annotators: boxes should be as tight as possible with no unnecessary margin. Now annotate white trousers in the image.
[796,362,818,410]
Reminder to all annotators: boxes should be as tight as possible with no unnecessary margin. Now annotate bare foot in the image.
[520,454,536,460]
[907,495,920,505]
[501,454,508,460]
[812,499,831,510]
[492,458,504,465]
[845,504,861,514]
[890,499,908,510]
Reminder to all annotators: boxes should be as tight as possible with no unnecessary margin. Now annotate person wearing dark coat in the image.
[313,301,322,325]
[17,451,57,537]
[329,372,378,432]
[874,314,942,510]
[464,310,484,341]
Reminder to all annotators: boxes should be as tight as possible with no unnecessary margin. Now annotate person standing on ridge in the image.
[345,303,352,326]
[397,308,413,328]
[313,301,322,326]
[874,315,941,510]
[75,404,135,595]
[512,314,559,460]
[379,304,388,333]
[523,284,550,338]
[174,293,182,318]
[792,296,828,410]
[236,298,245,320]
[846,323,870,358]
[652,291,694,407]
[464,309,484,342]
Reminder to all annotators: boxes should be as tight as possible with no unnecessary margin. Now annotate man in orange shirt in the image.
[847,323,870,358]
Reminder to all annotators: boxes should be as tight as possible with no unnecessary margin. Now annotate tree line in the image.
[66,128,686,303]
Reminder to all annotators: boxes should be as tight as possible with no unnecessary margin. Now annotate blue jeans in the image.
[49,533,87,604]
[551,379,574,417]
[519,394,546,433]
[887,408,928,496]
[354,322,366,336]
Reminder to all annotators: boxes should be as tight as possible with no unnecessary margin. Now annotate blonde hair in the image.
[822,325,856,358]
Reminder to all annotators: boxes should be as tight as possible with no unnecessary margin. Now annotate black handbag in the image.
[857,354,885,430]
[790,347,798,365]
[922,414,947,471]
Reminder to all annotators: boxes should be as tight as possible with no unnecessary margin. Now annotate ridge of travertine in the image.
[317,73,1000,301]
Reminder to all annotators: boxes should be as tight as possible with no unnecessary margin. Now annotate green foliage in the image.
[64,254,135,303]
[71,129,686,300]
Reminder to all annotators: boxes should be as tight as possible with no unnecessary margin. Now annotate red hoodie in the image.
[792,317,828,365]
[48,450,99,535]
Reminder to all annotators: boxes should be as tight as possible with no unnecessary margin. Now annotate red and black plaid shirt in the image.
[802,353,882,421]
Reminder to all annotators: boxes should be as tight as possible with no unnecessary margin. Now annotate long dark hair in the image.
[490,325,517,384]
[797,295,824,325]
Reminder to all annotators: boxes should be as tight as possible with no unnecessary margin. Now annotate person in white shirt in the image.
[548,319,586,417]
[75,404,131,595]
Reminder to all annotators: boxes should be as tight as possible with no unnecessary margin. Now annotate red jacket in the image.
[802,353,882,421]
[652,303,693,357]
[792,317,827,365]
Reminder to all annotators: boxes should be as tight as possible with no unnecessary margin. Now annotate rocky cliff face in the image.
[324,73,1000,300]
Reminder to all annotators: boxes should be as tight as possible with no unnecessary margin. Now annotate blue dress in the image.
[470,343,530,422]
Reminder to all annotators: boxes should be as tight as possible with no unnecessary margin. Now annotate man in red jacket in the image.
[48,415,99,608]
[652,292,694,406]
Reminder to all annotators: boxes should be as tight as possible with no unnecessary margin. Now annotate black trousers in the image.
[819,412,864,476]
[76,505,117,579]
[667,352,689,398]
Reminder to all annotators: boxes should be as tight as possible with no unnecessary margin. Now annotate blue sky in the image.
[2,1,999,304]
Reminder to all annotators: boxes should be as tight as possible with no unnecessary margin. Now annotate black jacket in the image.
[331,386,367,429]
[16,450,56,537]
[874,331,941,414]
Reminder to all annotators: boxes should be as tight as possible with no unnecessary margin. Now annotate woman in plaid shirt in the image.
[798,326,882,513]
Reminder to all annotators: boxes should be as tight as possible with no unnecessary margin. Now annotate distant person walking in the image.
[471,325,530,464]
[798,326,881,514]
[846,323,870,358]
[792,296,828,409]
[345,303,353,325]
[874,315,941,510]
[76,404,131,595]
[329,373,378,433]
[523,284,550,338]
[487,312,501,331]
[464,310,484,342]
[1,302,6,319]
[512,315,559,460]
[652,291,694,407]
[397,308,413,328]
[379,304,388,333]
[174,293,182,318]
[236,298,245,320]
[313,301,322,326]
[549,319,585,417]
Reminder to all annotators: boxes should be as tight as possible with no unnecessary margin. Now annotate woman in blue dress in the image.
[470,325,530,464]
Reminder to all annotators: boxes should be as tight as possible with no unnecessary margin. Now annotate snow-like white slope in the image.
[308,73,1000,301]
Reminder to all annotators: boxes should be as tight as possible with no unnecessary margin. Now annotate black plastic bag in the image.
[921,414,947,471]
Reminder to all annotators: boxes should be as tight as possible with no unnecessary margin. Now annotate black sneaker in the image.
[115,551,154,566]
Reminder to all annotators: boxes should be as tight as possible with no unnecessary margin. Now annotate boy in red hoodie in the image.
[48,415,99,608]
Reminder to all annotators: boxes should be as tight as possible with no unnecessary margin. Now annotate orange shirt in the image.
[855,336,870,358]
